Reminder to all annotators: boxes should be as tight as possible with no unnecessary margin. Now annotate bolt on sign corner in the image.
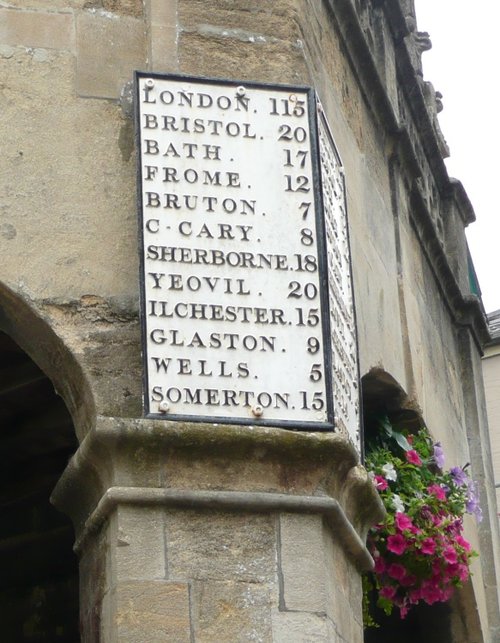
[135,71,360,447]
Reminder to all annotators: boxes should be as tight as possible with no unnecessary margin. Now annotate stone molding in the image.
[51,415,385,569]
[322,0,489,349]
[72,486,375,571]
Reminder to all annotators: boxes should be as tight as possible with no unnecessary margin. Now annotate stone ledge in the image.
[51,416,385,572]
[71,486,376,572]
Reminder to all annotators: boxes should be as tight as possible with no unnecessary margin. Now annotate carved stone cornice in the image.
[322,0,489,349]
[51,416,385,571]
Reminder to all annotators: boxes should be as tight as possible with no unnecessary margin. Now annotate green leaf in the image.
[392,431,412,452]
[379,416,393,437]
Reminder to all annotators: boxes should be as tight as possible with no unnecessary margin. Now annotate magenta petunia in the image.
[387,534,409,555]
[395,512,413,531]
[409,588,421,604]
[428,484,447,501]
[374,474,388,491]
[400,574,417,587]
[420,537,437,555]
[455,535,471,552]
[380,585,397,600]
[420,581,441,605]
[443,545,458,565]
[387,563,407,581]
[456,563,470,582]
[406,449,422,466]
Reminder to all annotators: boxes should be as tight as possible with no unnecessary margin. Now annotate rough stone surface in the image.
[178,0,302,42]
[165,510,276,584]
[146,0,178,70]
[178,31,308,85]
[76,10,146,98]
[271,610,330,642]
[2,0,83,9]
[191,579,273,642]
[110,506,166,582]
[113,581,191,642]
[324,531,363,641]
[279,513,327,612]
[0,7,75,51]
[99,0,144,18]
[150,24,178,71]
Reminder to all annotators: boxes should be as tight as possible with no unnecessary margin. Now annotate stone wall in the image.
[1,0,499,641]
[482,315,500,542]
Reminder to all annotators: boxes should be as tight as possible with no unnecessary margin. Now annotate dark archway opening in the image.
[361,369,453,643]
[0,332,79,642]
[364,593,452,643]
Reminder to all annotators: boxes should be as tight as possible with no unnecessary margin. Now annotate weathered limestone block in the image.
[0,47,140,301]
[144,0,178,71]
[279,513,327,613]
[178,31,308,85]
[76,10,146,98]
[112,580,191,642]
[271,610,331,642]
[2,0,83,9]
[88,0,143,18]
[110,506,166,582]
[178,0,302,43]
[165,510,276,584]
[0,7,74,51]
[190,579,273,643]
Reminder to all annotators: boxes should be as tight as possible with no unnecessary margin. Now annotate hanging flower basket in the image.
[363,419,481,625]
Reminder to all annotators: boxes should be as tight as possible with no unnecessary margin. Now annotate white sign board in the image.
[135,73,358,441]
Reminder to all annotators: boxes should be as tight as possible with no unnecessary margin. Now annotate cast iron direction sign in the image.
[135,72,359,440]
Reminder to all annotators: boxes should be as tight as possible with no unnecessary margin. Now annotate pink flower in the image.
[409,588,421,604]
[455,535,471,552]
[420,538,437,555]
[387,563,407,581]
[421,581,441,605]
[431,513,444,527]
[440,586,454,601]
[374,474,388,491]
[387,534,409,555]
[456,563,470,582]
[380,585,397,600]
[428,484,447,501]
[395,513,413,531]
[432,559,442,576]
[443,545,458,565]
[406,450,422,466]
[400,574,417,587]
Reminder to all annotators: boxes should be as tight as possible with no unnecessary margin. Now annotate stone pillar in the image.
[52,417,384,642]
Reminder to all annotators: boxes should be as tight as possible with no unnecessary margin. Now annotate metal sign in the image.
[317,106,360,447]
[135,72,358,439]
